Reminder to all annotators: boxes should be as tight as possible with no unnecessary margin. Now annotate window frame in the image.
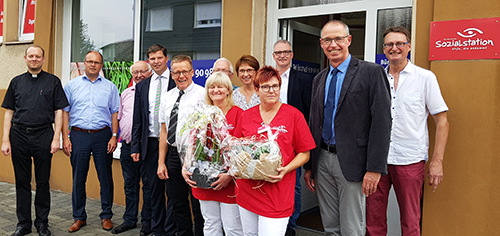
[18,0,35,41]
[194,1,222,28]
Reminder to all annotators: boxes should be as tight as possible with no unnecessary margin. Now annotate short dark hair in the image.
[253,66,281,90]
[147,44,168,58]
[383,26,411,42]
[26,45,45,57]
[235,55,260,76]
[85,51,103,63]
[170,54,193,69]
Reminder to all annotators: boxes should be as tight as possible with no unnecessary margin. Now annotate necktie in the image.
[322,68,339,144]
[167,90,185,145]
[153,76,163,136]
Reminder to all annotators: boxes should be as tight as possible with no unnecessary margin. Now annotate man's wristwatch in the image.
[112,133,118,137]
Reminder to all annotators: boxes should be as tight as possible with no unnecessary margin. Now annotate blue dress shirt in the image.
[63,74,120,130]
[323,54,351,145]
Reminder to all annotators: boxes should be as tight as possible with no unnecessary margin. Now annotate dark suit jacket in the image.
[287,68,313,122]
[131,75,175,160]
[304,56,392,182]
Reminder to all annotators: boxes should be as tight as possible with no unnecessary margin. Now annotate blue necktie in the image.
[322,68,339,144]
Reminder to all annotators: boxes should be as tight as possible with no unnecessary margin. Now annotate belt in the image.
[321,141,337,154]
[13,123,52,133]
[71,126,109,133]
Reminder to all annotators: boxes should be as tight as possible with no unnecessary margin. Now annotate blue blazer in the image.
[287,68,313,122]
[131,75,176,160]
[304,56,392,182]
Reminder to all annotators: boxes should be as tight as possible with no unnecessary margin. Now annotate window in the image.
[145,7,172,31]
[195,2,221,28]
[19,0,35,41]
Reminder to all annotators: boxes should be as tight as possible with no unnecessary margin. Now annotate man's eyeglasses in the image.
[320,36,349,45]
[213,69,232,74]
[238,69,255,75]
[131,70,150,75]
[383,41,409,49]
[273,50,292,56]
[260,84,280,93]
[171,69,192,77]
[84,60,102,65]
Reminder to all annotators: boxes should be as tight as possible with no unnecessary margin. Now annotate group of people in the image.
[1,19,448,236]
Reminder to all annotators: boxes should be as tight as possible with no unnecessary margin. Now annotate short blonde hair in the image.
[205,72,235,108]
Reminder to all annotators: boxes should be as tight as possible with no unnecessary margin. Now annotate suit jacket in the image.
[287,68,313,122]
[304,56,392,182]
[131,75,176,160]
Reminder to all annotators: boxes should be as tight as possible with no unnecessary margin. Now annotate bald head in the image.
[130,61,152,84]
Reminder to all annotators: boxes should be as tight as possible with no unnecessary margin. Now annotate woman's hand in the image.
[211,173,232,191]
[267,166,288,183]
[182,169,197,188]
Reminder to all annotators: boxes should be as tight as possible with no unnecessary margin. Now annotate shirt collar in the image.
[153,68,171,81]
[175,81,196,94]
[82,73,104,82]
[282,67,291,79]
[385,59,413,75]
[329,54,351,74]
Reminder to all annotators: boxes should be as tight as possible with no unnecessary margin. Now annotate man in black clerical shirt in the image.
[1,45,69,236]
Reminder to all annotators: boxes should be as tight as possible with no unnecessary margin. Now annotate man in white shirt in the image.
[272,39,312,236]
[366,26,449,236]
[158,55,205,236]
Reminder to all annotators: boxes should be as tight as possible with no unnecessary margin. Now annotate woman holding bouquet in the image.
[233,66,316,236]
[182,72,244,236]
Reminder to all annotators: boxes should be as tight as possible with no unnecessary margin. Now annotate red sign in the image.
[23,0,36,34]
[429,17,500,61]
[0,0,4,37]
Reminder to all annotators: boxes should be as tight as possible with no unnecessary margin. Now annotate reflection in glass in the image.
[280,0,361,9]
[376,7,412,55]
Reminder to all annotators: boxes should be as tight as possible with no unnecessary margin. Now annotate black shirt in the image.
[2,70,69,127]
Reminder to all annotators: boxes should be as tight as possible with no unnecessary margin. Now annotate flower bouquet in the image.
[178,102,230,188]
[224,130,284,180]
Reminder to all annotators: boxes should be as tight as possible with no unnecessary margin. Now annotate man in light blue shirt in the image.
[62,51,120,233]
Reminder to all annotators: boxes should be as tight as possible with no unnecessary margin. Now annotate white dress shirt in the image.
[159,82,206,147]
[148,68,171,137]
[279,67,290,104]
[386,60,448,165]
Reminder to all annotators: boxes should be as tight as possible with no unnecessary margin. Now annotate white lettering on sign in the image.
[28,19,35,25]
[194,68,213,79]
[31,0,36,5]
[435,38,494,48]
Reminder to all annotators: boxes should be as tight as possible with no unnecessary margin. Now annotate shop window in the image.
[280,0,361,9]
[195,2,221,28]
[19,0,35,41]
[145,6,172,32]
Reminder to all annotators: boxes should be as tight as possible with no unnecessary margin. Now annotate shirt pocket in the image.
[403,92,423,111]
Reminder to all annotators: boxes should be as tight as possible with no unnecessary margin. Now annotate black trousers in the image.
[166,146,204,236]
[10,124,54,229]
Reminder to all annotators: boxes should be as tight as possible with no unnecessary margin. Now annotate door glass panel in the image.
[376,7,412,65]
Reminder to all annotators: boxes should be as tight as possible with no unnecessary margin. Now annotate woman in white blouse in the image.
[232,55,260,110]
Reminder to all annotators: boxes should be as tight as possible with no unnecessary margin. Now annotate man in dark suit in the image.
[273,39,313,236]
[303,20,392,235]
[131,44,176,236]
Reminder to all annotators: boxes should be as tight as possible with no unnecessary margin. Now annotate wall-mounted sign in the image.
[429,17,499,61]
[23,0,36,34]
[0,0,4,38]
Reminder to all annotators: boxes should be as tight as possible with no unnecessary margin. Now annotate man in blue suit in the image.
[273,39,313,236]
[304,20,392,235]
[131,44,176,236]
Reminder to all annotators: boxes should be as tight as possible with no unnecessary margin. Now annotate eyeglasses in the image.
[238,68,255,74]
[260,84,280,93]
[171,69,192,77]
[383,41,410,49]
[320,36,349,45]
[131,70,150,75]
[84,60,102,65]
[273,50,292,56]
[213,69,232,74]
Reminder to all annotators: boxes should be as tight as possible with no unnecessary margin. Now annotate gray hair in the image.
[212,58,234,73]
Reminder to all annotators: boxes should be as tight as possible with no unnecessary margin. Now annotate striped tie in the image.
[153,76,163,136]
[167,90,185,145]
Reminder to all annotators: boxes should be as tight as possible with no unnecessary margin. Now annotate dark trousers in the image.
[10,125,53,229]
[70,128,114,220]
[166,146,204,236]
[145,138,176,236]
[120,142,152,226]
[288,166,302,230]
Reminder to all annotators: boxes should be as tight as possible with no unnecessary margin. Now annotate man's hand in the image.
[1,140,11,156]
[158,164,169,180]
[50,139,60,154]
[363,171,381,196]
[427,159,443,192]
[131,153,140,162]
[62,137,72,157]
[107,136,117,154]
[304,169,315,193]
